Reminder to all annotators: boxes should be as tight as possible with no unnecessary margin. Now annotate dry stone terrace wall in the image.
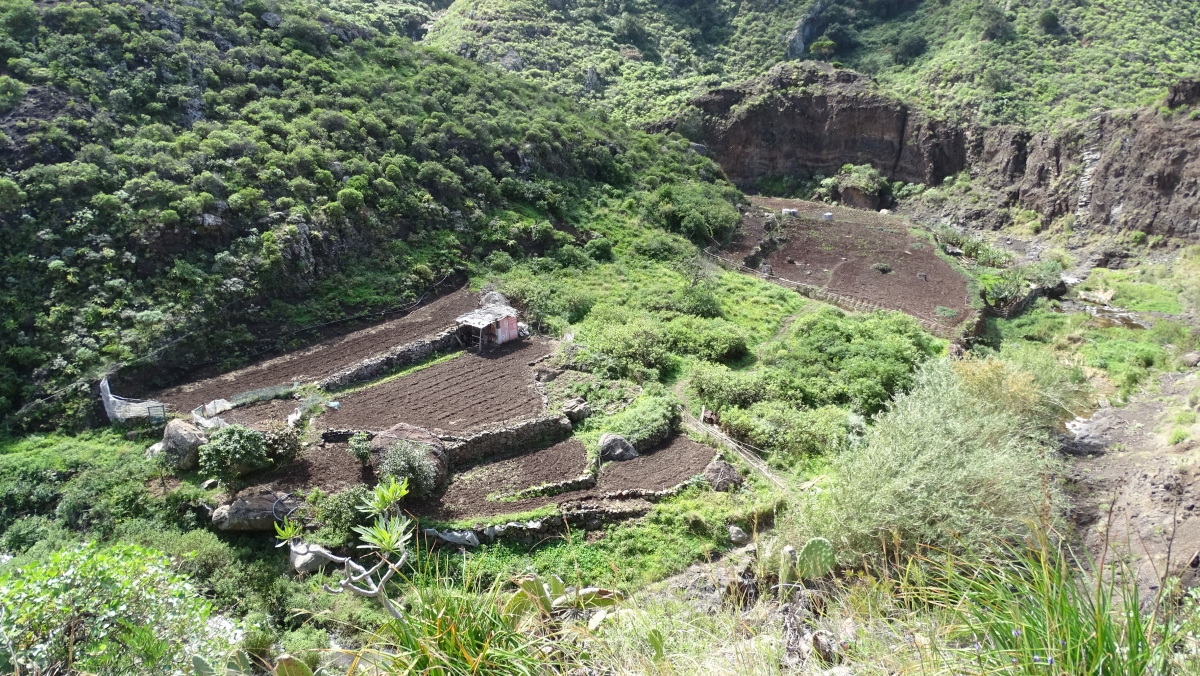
[441,414,574,465]
[318,329,461,391]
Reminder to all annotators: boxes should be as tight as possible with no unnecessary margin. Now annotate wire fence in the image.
[701,247,961,337]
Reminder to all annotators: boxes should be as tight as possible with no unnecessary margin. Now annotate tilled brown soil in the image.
[219,398,298,430]
[724,198,972,327]
[150,288,479,412]
[414,439,590,519]
[246,441,374,496]
[414,435,717,522]
[317,339,553,434]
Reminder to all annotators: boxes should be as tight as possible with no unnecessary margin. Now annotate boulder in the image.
[728,525,751,545]
[423,528,480,548]
[479,290,509,307]
[211,488,302,531]
[705,459,744,492]
[161,419,206,471]
[144,441,164,460]
[1183,352,1200,368]
[599,434,638,461]
[562,397,591,422]
[370,423,449,488]
[289,541,344,573]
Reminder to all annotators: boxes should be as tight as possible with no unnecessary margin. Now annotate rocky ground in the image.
[1066,370,1200,601]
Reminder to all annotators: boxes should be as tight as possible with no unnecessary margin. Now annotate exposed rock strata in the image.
[674,62,1200,240]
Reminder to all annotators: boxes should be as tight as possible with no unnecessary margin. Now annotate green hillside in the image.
[426,0,1200,126]
[0,0,737,425]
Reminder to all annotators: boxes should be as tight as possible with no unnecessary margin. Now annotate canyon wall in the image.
[676,62,1200,239]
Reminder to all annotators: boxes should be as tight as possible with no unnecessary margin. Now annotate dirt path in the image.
[1066,370,1200,601]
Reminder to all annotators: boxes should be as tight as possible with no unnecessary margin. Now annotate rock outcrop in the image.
[212,488,302,531]
[676,62,967,190]
[598,433,638,461]
[672,62,1200,240]
[704,459,744,492]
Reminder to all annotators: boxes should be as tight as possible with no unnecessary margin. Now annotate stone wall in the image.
[317,328,459,391]
[442,414,573,464]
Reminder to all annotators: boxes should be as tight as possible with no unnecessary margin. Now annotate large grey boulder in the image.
[728,525,751,545]
[369,423,449,488]
[479,290,509,308]
[704,459,744,492]
[212,488,302,531]
[1183,352,1200,368]
[289,541,344,573]
[161,419,206,471]
[599,433,638,461]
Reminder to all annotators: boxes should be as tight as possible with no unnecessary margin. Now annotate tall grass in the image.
[336,546,559,675]
[909,533,1200,675]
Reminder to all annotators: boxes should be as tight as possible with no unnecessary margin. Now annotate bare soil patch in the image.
[247,441,374,496]
[220,398,298,430]
[414,435,716,522]
[317,339,553,434]
[149,288,479,412]
[722,198,973,327]
[414,439,590,519]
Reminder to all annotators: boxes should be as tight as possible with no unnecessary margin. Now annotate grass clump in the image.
[915,535,1198,675]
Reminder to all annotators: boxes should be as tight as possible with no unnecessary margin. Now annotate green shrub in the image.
[486,250,515,272]
[584,238,614,262]
[0,75,25,112]
[600,386,680,451]
[310,485,372,548]
[262,422,301,465]
[347,432,372,466]
[198,424,270,488]
[379,441,439,498]
[721,402,850,466]
[789,358,1067,566]
[1170,428,1189,445]
[0,542,220,673]
[281,626,327,672]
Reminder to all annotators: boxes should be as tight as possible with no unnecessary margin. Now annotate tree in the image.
[809,37,837,59]
[1038,10,1059,33]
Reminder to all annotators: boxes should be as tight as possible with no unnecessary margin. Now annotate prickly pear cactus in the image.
[796,537,835,579]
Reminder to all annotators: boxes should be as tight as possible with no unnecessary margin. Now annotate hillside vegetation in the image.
[0,0,737,426]
[426,0,1200,127]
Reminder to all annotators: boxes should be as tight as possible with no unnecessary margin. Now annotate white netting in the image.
[99,378,166,423]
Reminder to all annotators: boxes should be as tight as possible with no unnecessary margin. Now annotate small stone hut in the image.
[456,304,520,347]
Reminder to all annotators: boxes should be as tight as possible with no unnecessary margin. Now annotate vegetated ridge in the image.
[0,0,739,428]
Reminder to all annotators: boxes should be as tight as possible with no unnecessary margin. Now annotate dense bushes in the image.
[378,441,439,497]
[0,0,739,428]
[694,308,939,416]
[598,386,680,451]
[198,424,271,488]
[787,353,1088,566]
[721,402,851,467]
[0,542,221,673]
[574,305,749,379]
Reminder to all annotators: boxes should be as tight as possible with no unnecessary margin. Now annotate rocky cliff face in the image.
[677,63,1200,240]
[977,102,1200,239]
[680,63,967,188]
